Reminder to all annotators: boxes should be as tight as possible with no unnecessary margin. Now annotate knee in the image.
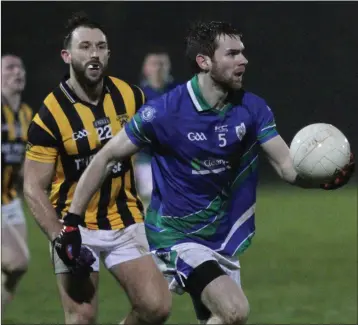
[2,248,30,273]
[222,299,250,325]
[133,292,172,324]
[65,305,96,325]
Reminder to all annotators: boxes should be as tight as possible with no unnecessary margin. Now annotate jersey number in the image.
[96,125,112,141]
[218,133,227,147]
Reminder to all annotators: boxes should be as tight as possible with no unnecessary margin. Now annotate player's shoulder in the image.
[241,90,266,106]
[144,83,185,110]
[108,76,143,94]
[240,89,273,115]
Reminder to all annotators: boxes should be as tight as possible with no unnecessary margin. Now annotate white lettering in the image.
[188,132,207,141]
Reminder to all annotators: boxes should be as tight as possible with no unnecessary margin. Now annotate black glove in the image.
[320,153,355,190]
[53,212,95,276]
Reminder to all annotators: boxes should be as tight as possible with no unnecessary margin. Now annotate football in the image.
[290,123,351,182]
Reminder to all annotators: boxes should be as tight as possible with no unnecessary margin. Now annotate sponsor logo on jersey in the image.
[215,125,228,133]
[191,158,231,175]
[187,132,207,141]
[93,117,110,128]
[72,129,90,141]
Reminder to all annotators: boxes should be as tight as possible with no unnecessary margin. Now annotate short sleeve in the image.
[125,103,162,148]
[26,105,59,163]
[256,102,278,144]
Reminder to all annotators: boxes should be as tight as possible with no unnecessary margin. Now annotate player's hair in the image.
[185,21,242,74]
[63,11,107,49]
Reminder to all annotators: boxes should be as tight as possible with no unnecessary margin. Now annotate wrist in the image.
[63,212,82,227]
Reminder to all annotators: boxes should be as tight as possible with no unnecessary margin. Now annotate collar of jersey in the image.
[60,75,110,106]
[187,75,233,113]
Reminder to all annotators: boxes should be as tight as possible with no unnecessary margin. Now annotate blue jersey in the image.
[125,75,278,256]
[137,79,178,162]
[140,79,178,101]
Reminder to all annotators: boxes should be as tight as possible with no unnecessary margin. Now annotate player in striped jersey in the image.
[62,20,355,325]
[23,13,170,325]
[1,54,32,313]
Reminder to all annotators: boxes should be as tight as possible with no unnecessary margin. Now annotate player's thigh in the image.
[109,254,171,313]
[201,274,249,323]
[1,223,29,270]
[56,272,99,323]
[103,224,170,311]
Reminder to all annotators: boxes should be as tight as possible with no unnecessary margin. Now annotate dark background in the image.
[2,1,357,180]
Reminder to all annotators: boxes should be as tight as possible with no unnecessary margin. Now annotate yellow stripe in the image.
[2,166,13,202]
[49,157,64,204]
[73,103,97,149]
[103,94,121,135]
[10,188,17,199]
[108,212,124,229]
[83,190,101,230]
[26,145,58,163]
[19,108,27,141]
[124,168,144,224]
[24,104,33,122]
[44,93,78,155]
[109,78,136,118]
[33,114,56,139]
[3,105,16,140]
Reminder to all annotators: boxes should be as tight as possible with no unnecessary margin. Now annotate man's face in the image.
[210,35,248,90]
[143,53,171,82]
[62,27,110,86]
[1,55,26,94]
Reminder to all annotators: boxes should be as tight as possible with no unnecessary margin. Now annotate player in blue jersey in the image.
[61,21,354,324]
[135,50,177,210]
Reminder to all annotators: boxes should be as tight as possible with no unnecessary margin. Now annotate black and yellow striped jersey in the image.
[26,76,145,230]
[1,98,33,204]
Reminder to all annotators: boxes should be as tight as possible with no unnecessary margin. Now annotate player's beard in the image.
[71,59,106,87]
[210,63,243,91]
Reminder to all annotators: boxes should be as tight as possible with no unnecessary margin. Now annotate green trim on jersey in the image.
[187,75,233,114]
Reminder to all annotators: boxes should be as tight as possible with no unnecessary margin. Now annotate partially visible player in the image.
[23,13,171,325]
[1,54,32,313]
[140,50,177,101]
[135,50,177,209]
[60,21,355,325]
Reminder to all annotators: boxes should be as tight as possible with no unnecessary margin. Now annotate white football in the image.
[290,123,351,182]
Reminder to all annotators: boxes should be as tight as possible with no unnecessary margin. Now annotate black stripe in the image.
[52,87,91,155]
[129,164,144,214]
[55,180,71,218]
[92,93,113,227]
[1,108,8,142]
[106,78,127,116]
[96,177,112,230]
[116,172,135,227]
[37,103,62,143]
[132,85,145,112]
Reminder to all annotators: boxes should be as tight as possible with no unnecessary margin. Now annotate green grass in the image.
[3,185,357,324]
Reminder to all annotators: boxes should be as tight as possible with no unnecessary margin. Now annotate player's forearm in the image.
[273,156,316,188]
[24,185,62,241]
[69,155,113,216]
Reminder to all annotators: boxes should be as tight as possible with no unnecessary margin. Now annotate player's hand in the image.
[53,212,95,276]
[320,153,355,190]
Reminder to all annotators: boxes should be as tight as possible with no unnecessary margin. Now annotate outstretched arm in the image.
[69,129,140,216]
[261,135,315,188]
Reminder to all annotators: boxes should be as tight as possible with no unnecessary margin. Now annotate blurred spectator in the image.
[135,50,177,210]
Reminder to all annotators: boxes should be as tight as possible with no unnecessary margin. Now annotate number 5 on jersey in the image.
[218,133,227,147]
[96,125,112,142]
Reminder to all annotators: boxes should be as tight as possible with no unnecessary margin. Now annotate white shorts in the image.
[134,162,153,199]
[156,243,241,295]
[51,223,150,274]
[1,198,26,227]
